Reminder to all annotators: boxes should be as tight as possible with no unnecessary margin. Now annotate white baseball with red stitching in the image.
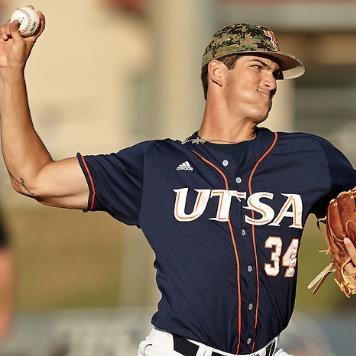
[10,6,40,37]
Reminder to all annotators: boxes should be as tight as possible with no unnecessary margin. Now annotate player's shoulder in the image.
[276,130,335,149]
[121,136,191,157]
[277,130,325,142]
[274,130,349,163]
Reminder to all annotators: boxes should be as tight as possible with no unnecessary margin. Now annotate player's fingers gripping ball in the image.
[10,6,40,37]
[309,188,356,297]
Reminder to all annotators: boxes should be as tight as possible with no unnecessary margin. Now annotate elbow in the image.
[10,177,23,194]
[10,176,38,198]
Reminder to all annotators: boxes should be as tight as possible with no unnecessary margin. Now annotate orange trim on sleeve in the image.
[248,132,278,352]
[192,150,242,355]
[79,154,96,211]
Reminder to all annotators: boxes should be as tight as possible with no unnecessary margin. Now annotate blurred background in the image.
[0,0,355,355]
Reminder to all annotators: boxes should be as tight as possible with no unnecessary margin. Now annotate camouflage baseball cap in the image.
[202,23,305,80]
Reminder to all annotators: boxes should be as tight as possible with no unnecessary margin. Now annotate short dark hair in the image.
[200,54,241,100]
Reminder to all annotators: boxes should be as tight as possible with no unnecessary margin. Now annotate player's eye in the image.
[251,64,263,71]
[274,70,283,80]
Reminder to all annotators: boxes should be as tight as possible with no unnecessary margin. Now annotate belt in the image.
[173,334,277,356]
[173,334,222,356]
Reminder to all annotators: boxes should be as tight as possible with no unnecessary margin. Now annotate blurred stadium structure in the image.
[0,309,350,355]
[0,0,355,355]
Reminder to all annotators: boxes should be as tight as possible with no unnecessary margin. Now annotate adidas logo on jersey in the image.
[176,161,193,171]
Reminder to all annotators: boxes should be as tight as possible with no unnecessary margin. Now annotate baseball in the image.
[10,6,40,37]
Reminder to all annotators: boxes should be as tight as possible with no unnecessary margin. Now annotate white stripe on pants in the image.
[137,327,293,356]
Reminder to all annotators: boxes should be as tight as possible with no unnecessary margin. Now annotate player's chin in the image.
[255,115,269,125]
[251,106,271,124]
[248,114,268,126]
[261,102,273,121]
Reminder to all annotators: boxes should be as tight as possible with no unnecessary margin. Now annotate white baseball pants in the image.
[137,327,292,356]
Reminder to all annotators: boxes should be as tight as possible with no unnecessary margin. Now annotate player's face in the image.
[224,55,280,123]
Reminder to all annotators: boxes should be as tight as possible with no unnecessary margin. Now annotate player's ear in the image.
[208,60,225,87]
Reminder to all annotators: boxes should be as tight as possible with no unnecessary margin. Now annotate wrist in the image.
[0,67,25,85]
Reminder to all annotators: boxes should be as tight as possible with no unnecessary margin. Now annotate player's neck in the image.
[199,105,257,144]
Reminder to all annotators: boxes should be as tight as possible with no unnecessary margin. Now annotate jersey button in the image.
[248,303,253,310]
[222,160,229,167]
[241,229,246,236]
[247,338,252,345]
[235,177,242,184]
[247,265,253,272]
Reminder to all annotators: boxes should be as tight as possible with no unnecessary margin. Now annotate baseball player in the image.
[0,10,355,356]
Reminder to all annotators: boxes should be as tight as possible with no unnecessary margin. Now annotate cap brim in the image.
[240,50,305,79]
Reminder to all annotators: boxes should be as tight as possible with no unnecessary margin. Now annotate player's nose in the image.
[263,73,277,96]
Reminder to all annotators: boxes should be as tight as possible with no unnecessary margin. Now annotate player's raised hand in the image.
[0,7,45,71]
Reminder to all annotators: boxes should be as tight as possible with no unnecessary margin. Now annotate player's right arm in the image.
[0,13,89,210]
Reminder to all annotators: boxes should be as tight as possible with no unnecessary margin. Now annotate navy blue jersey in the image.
[77,127,356,354]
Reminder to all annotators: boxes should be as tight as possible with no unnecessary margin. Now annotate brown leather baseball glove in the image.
[308,188,356,297]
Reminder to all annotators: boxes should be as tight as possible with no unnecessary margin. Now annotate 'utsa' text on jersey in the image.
[173,188,303,228]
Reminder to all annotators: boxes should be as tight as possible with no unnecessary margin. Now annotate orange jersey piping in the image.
[192,150,242,354]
